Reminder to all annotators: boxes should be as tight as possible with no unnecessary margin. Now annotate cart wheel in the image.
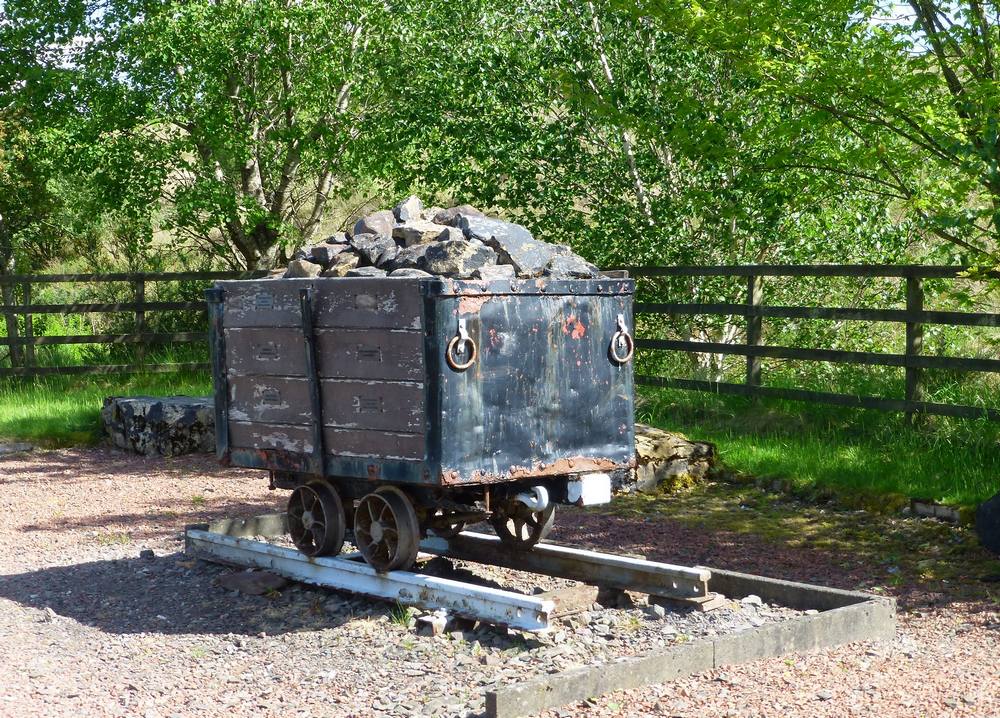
[354,487,420,572]
[429,510,466,538]
[287,481,346,557]
[490,502,555,550]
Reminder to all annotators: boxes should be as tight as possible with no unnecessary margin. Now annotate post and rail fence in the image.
[619,265,1000,422]
[0,270,266,377]
[1,265,998,422]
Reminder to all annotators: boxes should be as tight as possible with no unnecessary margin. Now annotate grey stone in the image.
[473,263,517,281]
[283,258,322,278]
[101,396,215,457]
[417,612,448,636]
[324,231,350,245]
[545,253,599,279]
[139,549,156,560]
[350,233,398,267]
[346,266,387,277]
[309,243,348,267]
[393,195,424,222]
[976,490,1000,555]
[423,239,497,277]
[321,252,360,277]
[458,215,553,277]
[388,268,433,278]
[392,220,453,247]
[740,594,763,607]
[388,242,433,271]
[644,604,666,620]
[352,209,395,240]
[432,204,484,226]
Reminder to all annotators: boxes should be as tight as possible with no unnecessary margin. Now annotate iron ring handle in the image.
[610,314,634,364]
[446,335,477,371]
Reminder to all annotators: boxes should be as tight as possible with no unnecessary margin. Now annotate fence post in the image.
[746,274,763,390]
[1,278,22,368]
[133,277,146,367]
[22,281,34,369]
[905,274,924,424]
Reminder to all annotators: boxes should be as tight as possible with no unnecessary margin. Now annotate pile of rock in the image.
[281,196,600,280]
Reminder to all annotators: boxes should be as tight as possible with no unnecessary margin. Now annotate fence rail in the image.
[0,270,266,377]
[623,264,1000,422]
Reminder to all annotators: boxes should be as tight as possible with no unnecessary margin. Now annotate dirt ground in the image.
[1,447,998,718]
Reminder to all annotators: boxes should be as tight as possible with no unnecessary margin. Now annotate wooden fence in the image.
[0,271,265,377]
[3,265,998,422]
[624,265,1000,421]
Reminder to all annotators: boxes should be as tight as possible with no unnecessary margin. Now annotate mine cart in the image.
[206,276,635,571]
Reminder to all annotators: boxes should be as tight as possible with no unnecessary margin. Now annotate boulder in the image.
[616,424,716,494]
[459,215,554,277]
[545,253,599,279]
[352,209,395,240]
[393,220,454,247]
[472,263,516,281]
[347,266,387,277]
[389,268,434,278]
[101,396,215,457]
[423,239,497,277]
[322,253,360,277]
[284,259,322,278]
[309,243,348,267]
[432,204,485,226]
[324,231,350,245]
[351,233,398,267]
[393,195,424,223]
[976,491,1000,555]
[388,242,434,271]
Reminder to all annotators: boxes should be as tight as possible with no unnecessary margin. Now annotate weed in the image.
[95,531,131,546]
[190,646,208,659]
[191,495,207,507]
[388,602,416,627]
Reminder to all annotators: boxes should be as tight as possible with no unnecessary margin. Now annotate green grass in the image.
[0,371,212,446]
[639,386,1000,507]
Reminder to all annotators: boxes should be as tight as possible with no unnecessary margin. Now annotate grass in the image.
[639,386,1000,507]
[0,371,212,446]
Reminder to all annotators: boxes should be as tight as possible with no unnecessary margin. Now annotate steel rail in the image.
[420,532,710,600]
[185,528,554,632]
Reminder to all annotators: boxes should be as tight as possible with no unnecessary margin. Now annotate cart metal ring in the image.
[610,314,634,364]
[446,318,477,371]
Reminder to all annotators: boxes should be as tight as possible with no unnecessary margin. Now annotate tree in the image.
[6,0,397,270]
[612,0,1000,264]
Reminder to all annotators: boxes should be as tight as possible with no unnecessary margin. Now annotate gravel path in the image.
[1,448,998,718]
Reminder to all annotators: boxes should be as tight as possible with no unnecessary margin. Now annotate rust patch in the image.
[439,456,633,485]
[561,314,586,339]
[457,294,492,315]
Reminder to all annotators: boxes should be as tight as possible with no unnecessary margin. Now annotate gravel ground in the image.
[1,447,998,718]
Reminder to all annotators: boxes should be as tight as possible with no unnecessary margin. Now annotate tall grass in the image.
[639,386,1000,507]
[0,372,213,446]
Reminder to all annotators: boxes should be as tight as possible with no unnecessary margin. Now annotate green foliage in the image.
[0,371,212,446]
[639,386,1000,505]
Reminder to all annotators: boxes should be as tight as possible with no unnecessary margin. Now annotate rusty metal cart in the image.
[206,276,634,571]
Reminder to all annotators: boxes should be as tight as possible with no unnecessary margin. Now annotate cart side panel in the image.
[219,278,429,477]
[433,286,634,484]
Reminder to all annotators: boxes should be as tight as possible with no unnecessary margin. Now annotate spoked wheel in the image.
[287,481,346,557]
[354,486,420,572]
[490,501,555,550]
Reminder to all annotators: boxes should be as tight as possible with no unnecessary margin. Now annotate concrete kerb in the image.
[188,514,897,718]
[486,570,896,718]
